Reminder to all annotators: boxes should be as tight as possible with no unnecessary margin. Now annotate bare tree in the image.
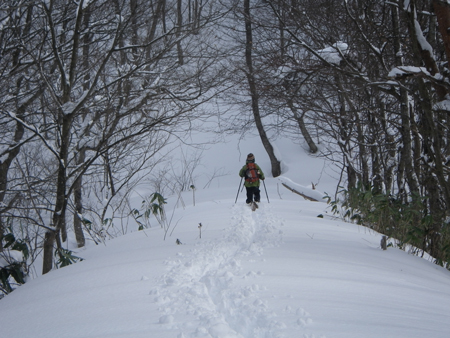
[243,0,281,177]
[0,2,43,253]
[0,0,228,276]
[264,0,450,265]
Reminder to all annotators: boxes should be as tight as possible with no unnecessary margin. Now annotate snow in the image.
[435,98,450,112]
[317,42,348,64]
[414,19,433,54]
[0,133,449,338]
[82,0,92,10]
[388,66,430,78]
[0,250,24,267]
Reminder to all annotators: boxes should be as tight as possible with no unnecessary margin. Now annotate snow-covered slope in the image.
[1,135,449,338]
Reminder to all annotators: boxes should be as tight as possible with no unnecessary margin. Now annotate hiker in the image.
[239,153,265,204]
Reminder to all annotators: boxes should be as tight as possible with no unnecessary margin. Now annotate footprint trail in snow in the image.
[150,203,294,338]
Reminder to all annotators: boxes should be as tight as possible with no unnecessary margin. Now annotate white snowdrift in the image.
[0,189,449,338]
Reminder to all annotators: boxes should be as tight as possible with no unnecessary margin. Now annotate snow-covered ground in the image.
[1,134,449,338]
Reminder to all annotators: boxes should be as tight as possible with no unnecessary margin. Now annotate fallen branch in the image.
[281,183,319,202]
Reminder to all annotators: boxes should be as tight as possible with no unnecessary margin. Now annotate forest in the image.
[1,0,450,295]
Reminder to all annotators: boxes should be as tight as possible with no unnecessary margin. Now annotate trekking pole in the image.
[235,177,243,204]
[262,179,270,203]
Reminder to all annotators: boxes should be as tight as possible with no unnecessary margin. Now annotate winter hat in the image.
[247,153,255,162]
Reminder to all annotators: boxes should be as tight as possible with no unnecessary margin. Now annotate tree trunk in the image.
[42,230,56,275]
[42,113,72,275]
[244,0,281,177]
[147,0,165,58]
[433,0,450,78]
[73,149,86,248]
[391,2,420,197]
[286,99,318,153]
[176,0,184,65]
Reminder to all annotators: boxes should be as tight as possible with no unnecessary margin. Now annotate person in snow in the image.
[239,153,265,204]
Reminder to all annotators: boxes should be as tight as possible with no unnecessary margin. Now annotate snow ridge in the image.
[151,203,285,338]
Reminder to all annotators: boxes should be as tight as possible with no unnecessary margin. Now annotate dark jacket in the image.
[239,161,265,187]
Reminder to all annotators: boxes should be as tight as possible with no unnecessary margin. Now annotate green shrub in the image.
[1,226,29,295]
[327,183,449,269]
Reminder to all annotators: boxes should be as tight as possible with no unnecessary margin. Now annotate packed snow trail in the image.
[151,203,292,338]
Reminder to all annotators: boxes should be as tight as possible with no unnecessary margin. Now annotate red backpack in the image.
[245,163,259,183]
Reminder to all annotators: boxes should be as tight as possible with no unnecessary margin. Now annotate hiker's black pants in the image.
[245,186,260,203]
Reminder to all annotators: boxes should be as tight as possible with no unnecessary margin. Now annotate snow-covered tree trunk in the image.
[286,99,318,154]
[243,0,281,177]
